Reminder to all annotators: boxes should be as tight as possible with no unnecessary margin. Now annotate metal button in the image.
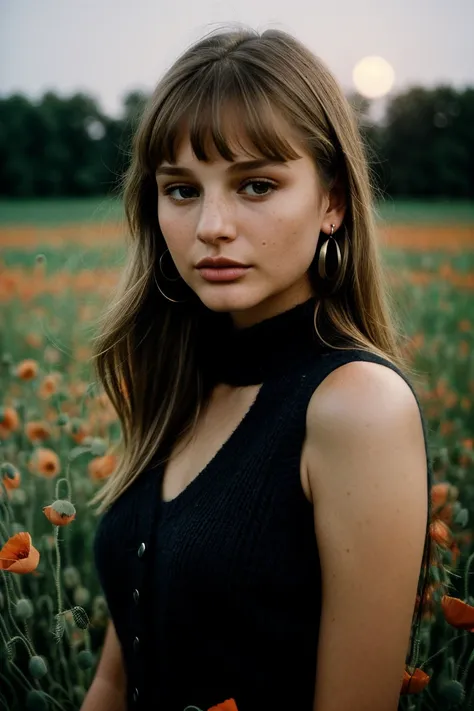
[133,588,140,604]
[133,687,139,703]
[137,542,146,558]
[133,636,140,653]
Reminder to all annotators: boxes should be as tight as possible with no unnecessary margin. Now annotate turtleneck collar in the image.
[200,295,325,386]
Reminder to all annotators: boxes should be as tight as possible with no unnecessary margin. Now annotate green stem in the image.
[54,527,62,615]
[464,551,474,602]
[0,520,21,597]
[419,632,469,670]
[460,647,474,689]
[0,571,35,656]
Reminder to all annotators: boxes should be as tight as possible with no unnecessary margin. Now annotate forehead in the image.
[155,102,307,169]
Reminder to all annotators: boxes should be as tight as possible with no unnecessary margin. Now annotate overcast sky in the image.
[1,0,473,118]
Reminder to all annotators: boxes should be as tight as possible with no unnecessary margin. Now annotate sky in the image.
[1,0,473,118]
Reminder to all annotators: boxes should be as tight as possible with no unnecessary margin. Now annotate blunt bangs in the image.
[146,62,303,171]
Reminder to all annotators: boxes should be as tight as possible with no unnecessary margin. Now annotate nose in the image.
[196,194,237,244]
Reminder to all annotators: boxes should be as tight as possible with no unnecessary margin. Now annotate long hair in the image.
[88,25,441,675]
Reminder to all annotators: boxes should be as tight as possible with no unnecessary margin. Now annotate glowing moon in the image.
[352,56,395,99]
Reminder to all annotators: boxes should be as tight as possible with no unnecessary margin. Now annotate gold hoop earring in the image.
[318,224,342,281]
[153,273,188,303]
[160,249,182,282]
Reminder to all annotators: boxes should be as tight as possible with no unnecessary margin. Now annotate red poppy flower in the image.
[208,700,238,711]
[0,532,40,574]
[400,667,430,694]
[442,595,474,632]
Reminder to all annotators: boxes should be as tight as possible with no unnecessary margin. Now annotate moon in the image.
[352,56,395,99]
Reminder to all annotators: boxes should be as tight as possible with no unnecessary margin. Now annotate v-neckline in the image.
[154,379,271,517]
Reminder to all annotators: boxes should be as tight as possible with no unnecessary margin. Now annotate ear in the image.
[322,174,347,233]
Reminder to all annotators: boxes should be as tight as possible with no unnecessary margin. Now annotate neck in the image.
[199,295,326,387]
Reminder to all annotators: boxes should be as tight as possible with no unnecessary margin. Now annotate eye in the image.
[240,179,277,197]
[162,184,198,201]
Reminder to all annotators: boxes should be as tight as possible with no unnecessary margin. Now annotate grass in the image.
[1,197,474,227]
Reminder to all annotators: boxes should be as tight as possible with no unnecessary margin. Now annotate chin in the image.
[195,285,266,314]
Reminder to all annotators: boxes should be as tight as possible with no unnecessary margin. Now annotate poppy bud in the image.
[72,605,90,629]
[63,566,81,589]
[28,655,48,679]
[90,437,107,457]
[26,690,48,711]
[74,586,91,607]
[43,500,76,526]
[438,680,464,705]
[0,462,17,478]
[77,650,94,670]
[15,598,34,620]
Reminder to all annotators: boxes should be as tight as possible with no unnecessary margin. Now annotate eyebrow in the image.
[155,158,289,178]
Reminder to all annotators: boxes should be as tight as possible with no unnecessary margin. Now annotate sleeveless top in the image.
[93,296,432,711]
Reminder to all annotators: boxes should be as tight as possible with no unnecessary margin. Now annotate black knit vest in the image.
[93,296,432,711]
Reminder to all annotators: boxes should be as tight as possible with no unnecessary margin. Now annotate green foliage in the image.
[0,235,473,710]
[0,85,473,199]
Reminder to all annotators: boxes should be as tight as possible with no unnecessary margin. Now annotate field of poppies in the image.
[0,203,473,711]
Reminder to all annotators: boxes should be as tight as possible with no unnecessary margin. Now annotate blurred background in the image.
[0,2,473,711]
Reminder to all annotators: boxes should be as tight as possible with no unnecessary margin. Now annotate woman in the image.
[85,26,438,711]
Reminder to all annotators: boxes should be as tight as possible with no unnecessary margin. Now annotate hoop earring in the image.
[153,273,188,303]
[318,223,342,281]
[160,249,182,282]
[154,249,188,303]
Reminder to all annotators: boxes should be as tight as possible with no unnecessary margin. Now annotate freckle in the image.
[261,241,267,246]
[346,549,350,553]
[346,491,351,496]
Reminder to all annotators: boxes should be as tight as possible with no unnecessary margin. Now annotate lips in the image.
[196,257,249,269]
[197,265,251,282]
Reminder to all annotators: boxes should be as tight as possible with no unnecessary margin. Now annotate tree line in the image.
[0,85,473,199]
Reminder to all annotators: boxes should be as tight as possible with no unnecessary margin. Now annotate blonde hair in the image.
[89,25,438,671]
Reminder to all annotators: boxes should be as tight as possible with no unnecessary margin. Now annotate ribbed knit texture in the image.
[93,297,432,711]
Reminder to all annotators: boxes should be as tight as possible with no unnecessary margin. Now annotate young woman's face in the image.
[155,118,344,327]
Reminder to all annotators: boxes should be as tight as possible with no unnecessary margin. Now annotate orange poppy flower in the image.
[88,454,117,482]
[25,333,43,349]
[431,482,450,506]
[450,542,461,567]
[400,667,430,694]
[16,359,39,381]
[1,463,21,491]
[38,373,61,399]
[0,406,20,440]
[442,595,474,632]
[68,419,90,444]
[0,532,40,574]
[30,448,61,478]
[458,319,471,332]
[43,500,76,527]
[440,420,454,436]
[429,519,452,548]
[44,346,61,365]
[430,483,455,525]
[26,421,52,442]
[208,700,238,711]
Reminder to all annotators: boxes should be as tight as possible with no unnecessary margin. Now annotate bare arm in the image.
[305,361,428,711]
[80,619,127,711]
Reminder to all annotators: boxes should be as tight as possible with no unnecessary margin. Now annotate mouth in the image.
[196,265,252,282]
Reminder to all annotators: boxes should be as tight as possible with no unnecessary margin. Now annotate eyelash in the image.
[161,178,278,202]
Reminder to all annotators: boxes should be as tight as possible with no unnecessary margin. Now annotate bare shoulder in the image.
[305,358,427,507]
[306,358,422,434]
[304,359,429,710]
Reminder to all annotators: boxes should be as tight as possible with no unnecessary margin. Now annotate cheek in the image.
[158,204,192,249]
